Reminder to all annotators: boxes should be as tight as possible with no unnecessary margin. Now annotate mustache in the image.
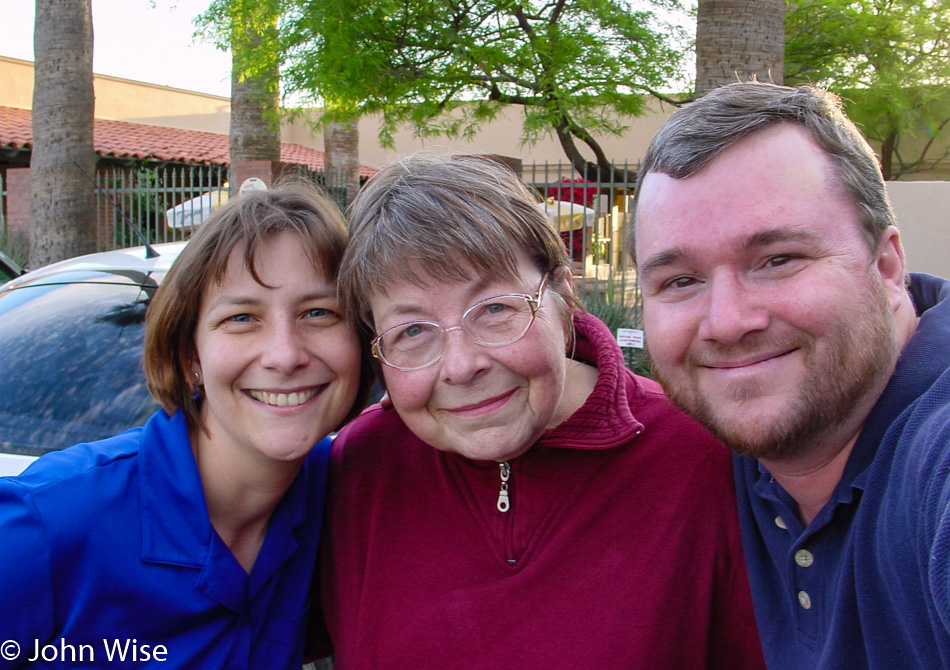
[685,333,810,367]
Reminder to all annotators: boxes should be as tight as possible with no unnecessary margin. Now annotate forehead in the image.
[212,232,328,290]
[634,125,862,268]
[369,251,539,320]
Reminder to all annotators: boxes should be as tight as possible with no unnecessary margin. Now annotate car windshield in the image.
[0,274,161,457]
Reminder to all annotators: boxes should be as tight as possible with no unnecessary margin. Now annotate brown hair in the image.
[143,181,373,430]
[629,82,896,259]
[339,152,574,345]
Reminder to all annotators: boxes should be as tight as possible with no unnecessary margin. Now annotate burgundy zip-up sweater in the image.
[309,313,764,669]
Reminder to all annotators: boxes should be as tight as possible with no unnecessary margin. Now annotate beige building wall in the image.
[886,181,950,278]
[1,55,673,170]
[0,55,231,132]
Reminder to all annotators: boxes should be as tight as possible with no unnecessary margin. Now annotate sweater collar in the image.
[537,311,644,450]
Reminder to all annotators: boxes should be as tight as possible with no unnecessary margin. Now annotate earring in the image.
[193,370,201,385]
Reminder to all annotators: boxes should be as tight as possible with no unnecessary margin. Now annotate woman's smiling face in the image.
[193,231,361,466]
[370,251,573,462]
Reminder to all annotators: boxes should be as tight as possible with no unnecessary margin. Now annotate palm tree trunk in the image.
[324,121,360,209]
[229,12,281,189]
[31,0,97,266]
[695,0,785,96]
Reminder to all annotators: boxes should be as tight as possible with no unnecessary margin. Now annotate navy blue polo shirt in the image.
[0,409,331,669]
[735,274,950,669]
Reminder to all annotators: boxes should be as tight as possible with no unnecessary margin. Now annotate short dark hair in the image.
[629,82,896,259]
[144,181,373,430]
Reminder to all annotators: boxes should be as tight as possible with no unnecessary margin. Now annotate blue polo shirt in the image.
[0,409,330,669]
[735,273,950,669]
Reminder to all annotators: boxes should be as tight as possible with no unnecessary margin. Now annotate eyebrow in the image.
[638,246,693,280]
[207,289,336,311]
[374,275,515,322]
[639,227,823,279]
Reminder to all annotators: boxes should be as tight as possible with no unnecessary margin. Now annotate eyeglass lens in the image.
[379,295,535,369]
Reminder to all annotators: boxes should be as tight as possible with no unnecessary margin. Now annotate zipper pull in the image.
[497,461,511,512]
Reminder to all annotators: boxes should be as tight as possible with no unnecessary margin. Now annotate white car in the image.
[0,243,186,476]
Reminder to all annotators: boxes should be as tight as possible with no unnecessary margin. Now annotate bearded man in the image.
[632,82,950,669]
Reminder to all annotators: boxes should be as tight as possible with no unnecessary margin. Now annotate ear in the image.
[553,264,575,295]
[874,226,907,313]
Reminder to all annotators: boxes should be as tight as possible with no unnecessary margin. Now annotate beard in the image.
[652,274,900,462]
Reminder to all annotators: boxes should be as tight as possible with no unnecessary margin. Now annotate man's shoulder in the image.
[894,367,950,456]
[873,367,950,515]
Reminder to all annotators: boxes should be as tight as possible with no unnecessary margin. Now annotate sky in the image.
[3,0,232,97]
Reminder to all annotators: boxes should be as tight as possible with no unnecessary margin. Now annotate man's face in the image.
[634,124,903,461]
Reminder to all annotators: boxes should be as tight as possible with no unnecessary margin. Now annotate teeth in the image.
[250,388,318,407]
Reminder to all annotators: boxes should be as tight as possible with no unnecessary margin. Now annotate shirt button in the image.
[795,549,814,568]
[798,590,812,610]
[775,516,788,530]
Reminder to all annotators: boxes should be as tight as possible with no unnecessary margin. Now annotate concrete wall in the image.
[887,181,950,278]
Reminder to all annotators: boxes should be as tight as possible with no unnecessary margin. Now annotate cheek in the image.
[326,332,363,381]
[643,304,691,367]
[382,368,436,413]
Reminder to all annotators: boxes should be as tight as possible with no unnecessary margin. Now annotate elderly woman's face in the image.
[369,250,573,462]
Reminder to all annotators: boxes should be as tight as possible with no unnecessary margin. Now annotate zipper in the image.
[497,461,511,512]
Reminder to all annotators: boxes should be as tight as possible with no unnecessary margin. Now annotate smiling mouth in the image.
[447,389,516,416]
[249,387,322,407]
[702,348,798,369]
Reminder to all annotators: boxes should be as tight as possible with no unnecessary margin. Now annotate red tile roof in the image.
[0,106,375,177]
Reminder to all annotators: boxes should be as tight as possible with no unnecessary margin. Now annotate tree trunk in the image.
[695,0,785,96]
[880,129,896,181]
[229,13,281,190]
[30,0,97,267]
[324,121,360,209]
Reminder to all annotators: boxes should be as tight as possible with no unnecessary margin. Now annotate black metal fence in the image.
[94,164,350,250]
[2,160,646,369]
[523,162,645,371]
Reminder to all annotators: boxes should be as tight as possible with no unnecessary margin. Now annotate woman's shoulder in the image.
[331,404,430,468]
[10,426,145,493]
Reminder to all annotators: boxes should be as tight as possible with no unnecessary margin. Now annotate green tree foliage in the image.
[203,0,690,180]
[786,0,950,179]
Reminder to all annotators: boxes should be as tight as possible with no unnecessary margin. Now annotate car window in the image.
[0,280,160,457]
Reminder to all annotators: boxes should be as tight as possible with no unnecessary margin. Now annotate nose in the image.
[259,322,310,374]
[438,326,492,384]
[697,272,770,344]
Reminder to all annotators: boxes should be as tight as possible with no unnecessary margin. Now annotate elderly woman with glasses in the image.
[307,153,765,669]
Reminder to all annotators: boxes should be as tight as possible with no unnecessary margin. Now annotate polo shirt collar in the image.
[138,409,213,568]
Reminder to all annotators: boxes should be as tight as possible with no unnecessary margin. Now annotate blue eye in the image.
[401,324,425,338]
[308,308,329,318]
[228,313,253,323]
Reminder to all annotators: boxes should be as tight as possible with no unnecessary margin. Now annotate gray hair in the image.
[629,82,896,259]
[339,152,573,335]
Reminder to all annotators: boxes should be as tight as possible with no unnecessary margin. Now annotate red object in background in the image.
[548,178,597,207]
[561,229,585,262]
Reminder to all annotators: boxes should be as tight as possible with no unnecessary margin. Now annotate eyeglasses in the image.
[372,276,549,371]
